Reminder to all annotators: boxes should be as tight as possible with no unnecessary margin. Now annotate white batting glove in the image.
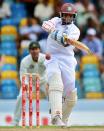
[42,20,55,33]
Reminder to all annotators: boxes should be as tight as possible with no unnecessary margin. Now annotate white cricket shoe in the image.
[51,115,65,127]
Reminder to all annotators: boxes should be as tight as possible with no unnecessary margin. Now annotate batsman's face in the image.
[62,13,74,24]
[30,48,40,62]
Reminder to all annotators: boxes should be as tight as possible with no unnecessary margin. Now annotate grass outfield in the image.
[0,126,104,131]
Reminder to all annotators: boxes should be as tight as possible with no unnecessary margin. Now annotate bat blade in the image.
[64,35,92,55]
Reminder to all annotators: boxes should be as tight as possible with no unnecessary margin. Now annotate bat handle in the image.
[63,34,69,44]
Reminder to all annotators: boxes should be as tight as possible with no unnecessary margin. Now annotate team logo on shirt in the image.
[67,7,72,11]
[29,64,34,69]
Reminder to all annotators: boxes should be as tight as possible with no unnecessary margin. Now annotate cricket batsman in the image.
[12,41,48,126]
[42,3,80,126]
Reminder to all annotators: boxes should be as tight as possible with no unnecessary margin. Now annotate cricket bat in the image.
[64,35,92,55]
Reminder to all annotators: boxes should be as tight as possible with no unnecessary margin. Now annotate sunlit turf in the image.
[0,125,104,128]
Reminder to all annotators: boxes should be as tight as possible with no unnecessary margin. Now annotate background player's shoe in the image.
[11,120,19,126]
[51,115,65,127]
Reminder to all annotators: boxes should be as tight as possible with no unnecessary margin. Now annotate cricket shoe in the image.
[11,121,19,126]
[51,115,65,127]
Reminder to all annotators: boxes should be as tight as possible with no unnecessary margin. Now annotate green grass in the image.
[71,126,104,128]
[0,125,104,128]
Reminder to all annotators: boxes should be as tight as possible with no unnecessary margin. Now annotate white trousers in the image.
[45,57,77,97]
[45,57,77,119]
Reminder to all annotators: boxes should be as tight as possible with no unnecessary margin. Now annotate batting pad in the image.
[62,88,77,124]
[48,72,63,92]
[49,90,62,119]
[47,66,64,119]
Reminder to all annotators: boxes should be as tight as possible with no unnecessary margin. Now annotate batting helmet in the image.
[60,3,77,24]
[60,3,77,14]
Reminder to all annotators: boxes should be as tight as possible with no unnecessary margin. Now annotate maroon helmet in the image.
[60,3,77,25]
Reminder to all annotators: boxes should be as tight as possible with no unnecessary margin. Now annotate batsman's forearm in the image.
[64,36,92,54]
[50,29,92,54]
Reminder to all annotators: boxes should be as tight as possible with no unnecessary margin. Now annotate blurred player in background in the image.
[42,3,80,126]
[12,41,48,126]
